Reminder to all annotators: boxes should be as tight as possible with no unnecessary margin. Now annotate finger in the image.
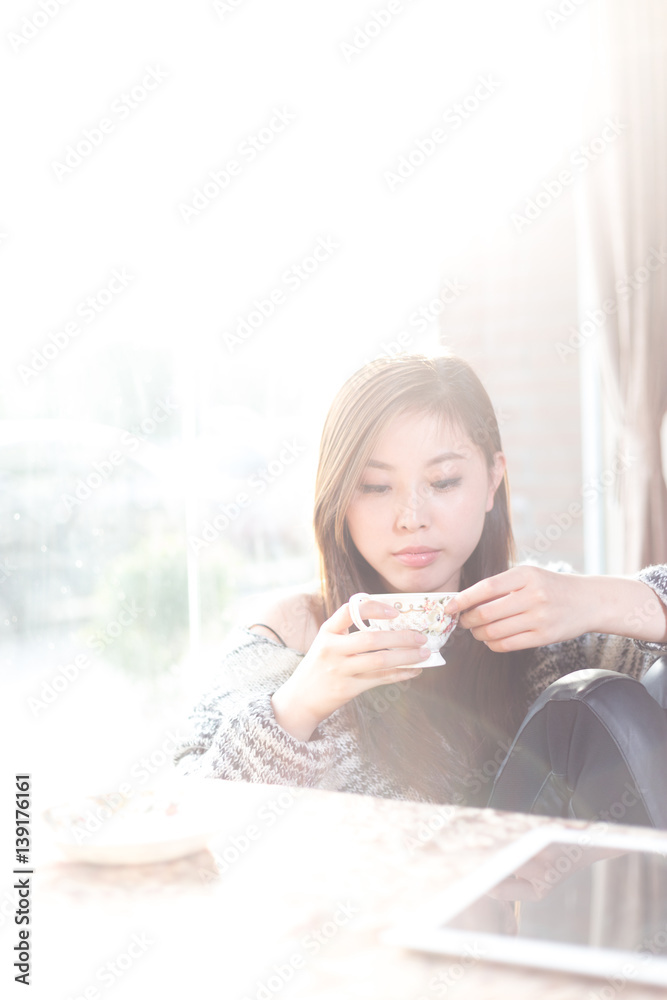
[349,597,402,627]
[470,611,536,642]
[349,645,432,676]
[322,630,428,683]
[346,628,428,654]
[324,600,399,635]
[460,591,529,630]
[443,568,525,615]
[473,627,539,653]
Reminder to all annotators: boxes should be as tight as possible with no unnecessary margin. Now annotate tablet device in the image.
[383,824,667,987]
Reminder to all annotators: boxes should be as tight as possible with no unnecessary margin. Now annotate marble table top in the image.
[23,779,667,1000]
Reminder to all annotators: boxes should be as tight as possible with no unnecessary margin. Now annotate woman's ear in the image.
[485,452,507,512]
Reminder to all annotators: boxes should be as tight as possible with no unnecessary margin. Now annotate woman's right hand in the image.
[270,599,431,741]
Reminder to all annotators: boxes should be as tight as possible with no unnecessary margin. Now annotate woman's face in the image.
[345,410,506,594]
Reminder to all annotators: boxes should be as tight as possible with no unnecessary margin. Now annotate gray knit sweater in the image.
[173,565,667,803]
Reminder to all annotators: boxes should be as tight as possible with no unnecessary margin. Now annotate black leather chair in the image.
[486,657,667,828]
[642,656,667,709]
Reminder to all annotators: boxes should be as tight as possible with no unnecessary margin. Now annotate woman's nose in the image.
[395,489,429,530]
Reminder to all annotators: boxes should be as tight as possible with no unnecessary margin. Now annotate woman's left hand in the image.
[443,566,591,651]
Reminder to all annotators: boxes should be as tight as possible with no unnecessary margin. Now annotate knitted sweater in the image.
[173,565,667,804]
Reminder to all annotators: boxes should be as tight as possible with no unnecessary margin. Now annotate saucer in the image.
[43,781,227,865]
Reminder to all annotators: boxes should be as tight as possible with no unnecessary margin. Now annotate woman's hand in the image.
[270,599,430,741]
[444,565,667,651]
[443,566,592,652]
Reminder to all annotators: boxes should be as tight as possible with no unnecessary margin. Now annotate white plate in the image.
[43,779,230,865]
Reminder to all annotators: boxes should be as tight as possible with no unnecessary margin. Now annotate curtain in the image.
[579,0,667,572]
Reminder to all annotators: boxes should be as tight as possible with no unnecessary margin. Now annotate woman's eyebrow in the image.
[366,451,467,470]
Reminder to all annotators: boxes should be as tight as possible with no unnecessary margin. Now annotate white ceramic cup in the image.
[348,592,459,667]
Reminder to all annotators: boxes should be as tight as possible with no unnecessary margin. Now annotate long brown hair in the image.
[313,353,532,804]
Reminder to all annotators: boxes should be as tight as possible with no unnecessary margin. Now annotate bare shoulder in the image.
[246,588,325,654]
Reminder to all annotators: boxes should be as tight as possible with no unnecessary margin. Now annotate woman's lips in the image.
[392,549,439,567]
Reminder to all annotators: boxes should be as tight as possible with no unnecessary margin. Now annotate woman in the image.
[174,354,667,812]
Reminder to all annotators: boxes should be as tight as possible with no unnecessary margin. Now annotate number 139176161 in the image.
[15,775,30,865]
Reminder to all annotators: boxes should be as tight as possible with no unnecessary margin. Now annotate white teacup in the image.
[348,592,459,667]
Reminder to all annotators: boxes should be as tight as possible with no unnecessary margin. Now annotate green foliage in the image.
[84,533,230,678]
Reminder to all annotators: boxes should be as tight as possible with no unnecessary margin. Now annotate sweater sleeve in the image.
[522,563,667,709]
[172,628,341,788]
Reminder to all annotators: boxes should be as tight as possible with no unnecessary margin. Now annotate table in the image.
[27,781,667,999]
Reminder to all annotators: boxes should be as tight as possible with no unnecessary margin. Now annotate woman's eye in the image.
[359,478,461,495]
[359,484,390,494]
[431,477,461,491]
